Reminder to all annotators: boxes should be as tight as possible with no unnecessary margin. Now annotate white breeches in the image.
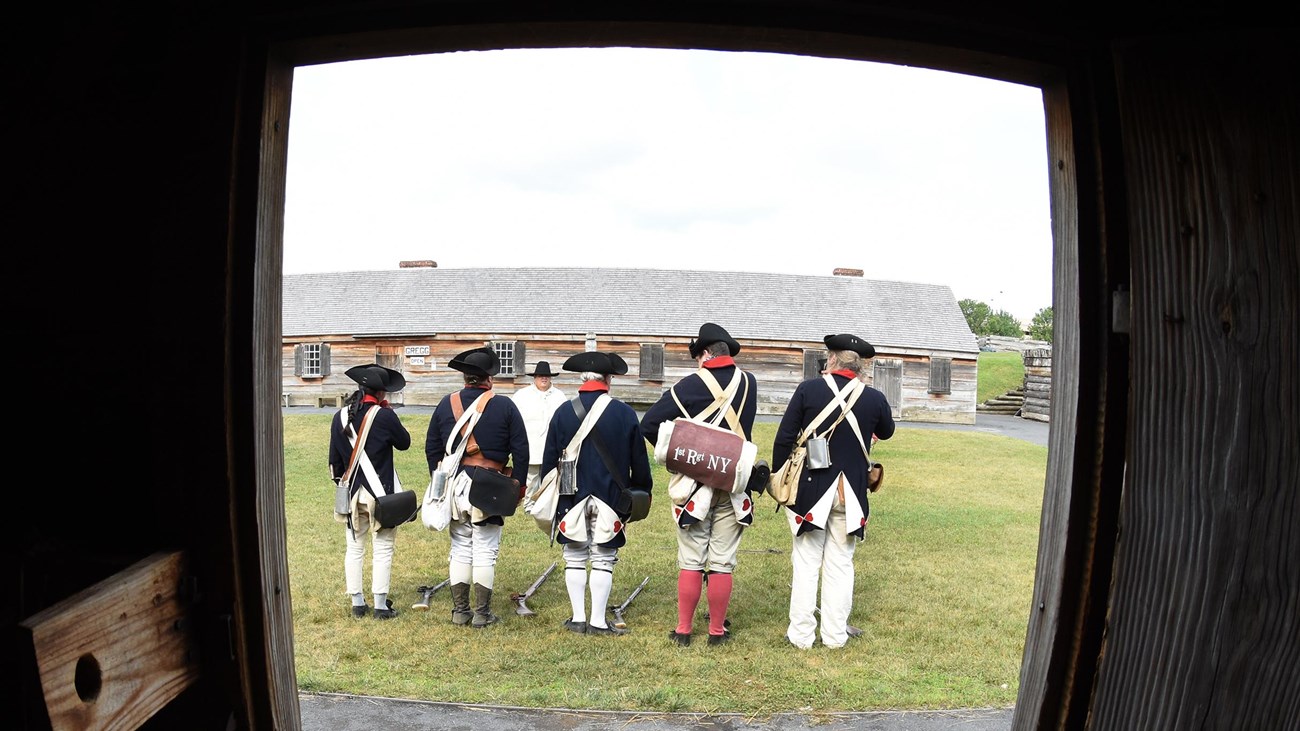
[448,517,503,567]
[344,524,396,598]
[676,493,743,573]
[787,501,857,649]
[562,522,620,573]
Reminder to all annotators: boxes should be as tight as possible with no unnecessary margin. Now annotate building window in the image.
[873,358,903,414]
[294,343,330,378]
[640,344,664,380]
[929,357,952,394]
[802,349,823,381]
[491,341,524,377]
[375,344,404,372]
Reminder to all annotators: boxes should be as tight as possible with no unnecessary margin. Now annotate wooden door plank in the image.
[18,551,199,731]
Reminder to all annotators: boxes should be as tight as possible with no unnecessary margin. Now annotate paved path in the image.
[890,413,1049,447]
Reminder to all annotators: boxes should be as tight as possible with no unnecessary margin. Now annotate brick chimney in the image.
[833,267,864,277]
[400,260,437,268]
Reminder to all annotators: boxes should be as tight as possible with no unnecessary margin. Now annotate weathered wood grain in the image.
[1087,34,1300,730]
[1014,66,1095,730]
[18,552,199,731]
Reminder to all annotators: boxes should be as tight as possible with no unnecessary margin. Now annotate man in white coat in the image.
[511,361,568,492]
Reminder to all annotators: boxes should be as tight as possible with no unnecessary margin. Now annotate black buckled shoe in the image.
[351,604,370,618]
[707,631,733,646]
[669,631,692,646]
[373,600,399,620]
[586,624,628,636]
[563,619,588,634]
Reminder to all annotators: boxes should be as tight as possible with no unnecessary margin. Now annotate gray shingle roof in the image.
[282,267,978,354]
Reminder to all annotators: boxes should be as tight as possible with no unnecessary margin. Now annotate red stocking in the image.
[706,572,733,636]
[676,569,703,634]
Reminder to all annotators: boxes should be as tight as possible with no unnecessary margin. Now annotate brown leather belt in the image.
[462,453,507,473]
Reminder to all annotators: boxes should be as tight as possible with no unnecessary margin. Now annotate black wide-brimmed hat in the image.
[689,322,741,358]
[344,363,407,393]
[562,351,629,376]
[823,333,876,358]
[448,347,500,377]
[526,361,559,377]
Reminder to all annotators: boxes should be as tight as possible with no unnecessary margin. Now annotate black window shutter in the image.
[929,357,951,394]
[294,345,303,376]
[640,344,664,380]
[802,349,821,381]
[322,343,331,377]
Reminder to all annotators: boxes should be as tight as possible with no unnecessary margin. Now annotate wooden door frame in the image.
[232,15,1124,730]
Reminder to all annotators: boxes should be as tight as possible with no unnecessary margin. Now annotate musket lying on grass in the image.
[511,561,558,616]
[610,576,650,629]
[813,606,864,637]
[412,578,450,611]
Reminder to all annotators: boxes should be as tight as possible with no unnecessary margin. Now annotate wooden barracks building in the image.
[282,263,980,423]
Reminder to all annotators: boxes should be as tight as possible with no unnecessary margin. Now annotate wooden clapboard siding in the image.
[1022,348,1053,422]
[899,357,979,424]
[282,266,979,419]
[283,334,978,418]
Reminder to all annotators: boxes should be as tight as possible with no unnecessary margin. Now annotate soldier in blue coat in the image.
[641,322,767,647]
[541,351,653,636]
[771,333,895,649]
[328,364,411,620]
[425,347,529,628]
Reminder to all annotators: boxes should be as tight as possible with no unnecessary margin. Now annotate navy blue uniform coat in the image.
[425,386,529,525]
[329,402,411,498]
[541,389,653,548]
[640,361,759,446]
[772,373,895,538]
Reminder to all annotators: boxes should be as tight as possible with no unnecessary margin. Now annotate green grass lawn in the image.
[977,352,1026,404]
[285,414,1046,714]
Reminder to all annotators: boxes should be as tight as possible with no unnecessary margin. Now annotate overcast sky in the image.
[283,47,1052,324]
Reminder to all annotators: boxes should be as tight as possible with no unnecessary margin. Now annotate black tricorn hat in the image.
[448,347,500,377]
[688,322,741,358]
[344,363,407,393]
[526,361,559,377]
[823,333,876,358]
[562,351,629,376]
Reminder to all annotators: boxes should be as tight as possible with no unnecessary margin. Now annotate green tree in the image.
[960,298,1023,337]
[986,310,1023,337]
[1028,306,1053,342]
[959,298,992,335]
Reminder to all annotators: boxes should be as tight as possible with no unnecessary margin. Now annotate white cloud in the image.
[284,47,1052,323]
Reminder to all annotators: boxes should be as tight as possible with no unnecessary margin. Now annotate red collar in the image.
[578,381,610,393]
[830,369,857,380]
[703,355,735,369]
[361,395,389,407]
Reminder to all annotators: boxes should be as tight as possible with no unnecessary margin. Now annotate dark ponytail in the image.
[344,388,365,423]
